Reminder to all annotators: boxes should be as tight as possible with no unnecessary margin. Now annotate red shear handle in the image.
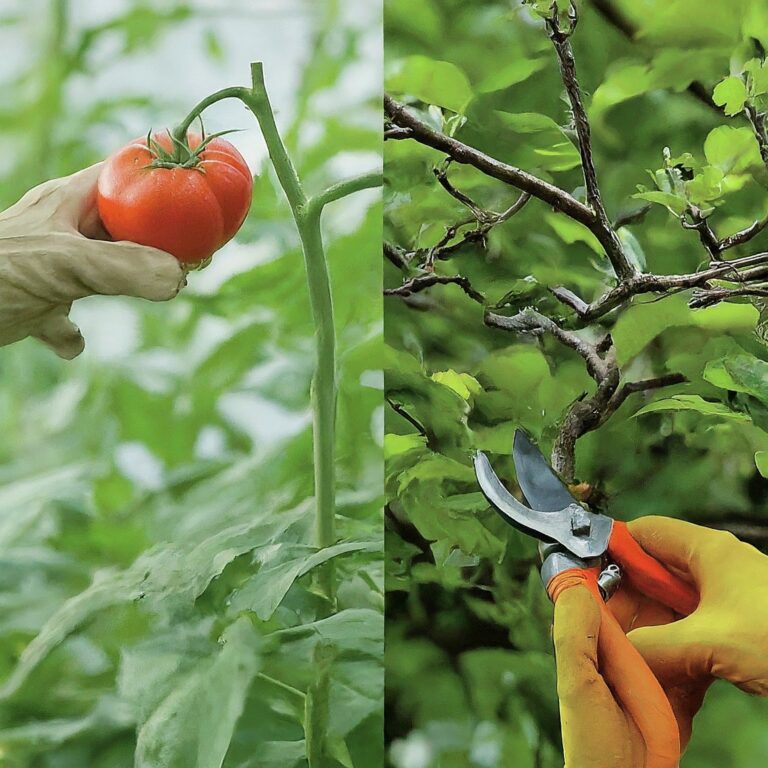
[549,569,681,768]
[608,521,699,616]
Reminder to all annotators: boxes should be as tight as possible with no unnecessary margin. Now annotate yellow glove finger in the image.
[554,584,643,768]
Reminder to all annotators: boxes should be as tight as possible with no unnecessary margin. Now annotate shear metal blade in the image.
[512,429,577,512]
[474,438,612,559]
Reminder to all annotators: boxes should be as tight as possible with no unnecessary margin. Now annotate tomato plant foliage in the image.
[0,2,381,767]
[385,1,768,766]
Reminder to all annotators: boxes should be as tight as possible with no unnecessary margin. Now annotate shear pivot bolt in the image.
[568,505,592,537]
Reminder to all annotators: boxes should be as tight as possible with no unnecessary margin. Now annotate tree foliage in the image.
[0,2,382,766]
[385,1,768,766]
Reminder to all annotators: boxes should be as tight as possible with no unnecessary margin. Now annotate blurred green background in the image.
[385,0,768,766]
[0,1,382,766]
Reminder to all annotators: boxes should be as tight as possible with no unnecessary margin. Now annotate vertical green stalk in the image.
[33,0,67,183]
[171,64,380,608]
[240,63,337,604]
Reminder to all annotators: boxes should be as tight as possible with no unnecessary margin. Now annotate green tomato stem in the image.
[307,169,383,215]
[240,62,337,606]
[170,64,383,612]
[172,87,248,138]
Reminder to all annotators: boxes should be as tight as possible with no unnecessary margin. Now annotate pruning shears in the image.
[474,429,699,615]
[474,430,699,766]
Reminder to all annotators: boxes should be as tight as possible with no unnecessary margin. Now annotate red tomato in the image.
[97,131,253,265]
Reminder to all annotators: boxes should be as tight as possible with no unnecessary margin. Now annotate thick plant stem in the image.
[241,62,338,605]
[168,63,383,610]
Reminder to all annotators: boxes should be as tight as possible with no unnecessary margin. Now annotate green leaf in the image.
[229,540,381,621]
[618,228,647,271]
[633,394,749,421]
[135,617,261,768]
[756,451,768,478]
[495,112,581,171]
[633,190,687,216]
[387,56,473,113]
[745,58,768,98]
[545,213,604,255]
[704,126,762,174]
[477,59,547,93]
[384,433,428,459]
[713,76,748,115]
[723,355,768,404]
[590,63,654,119]
[493,111,563,134]
[431,370,481,400]
[703,359,751,393]
[685,165,724,204]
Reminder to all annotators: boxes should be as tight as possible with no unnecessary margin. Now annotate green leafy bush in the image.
[385,1,768,766]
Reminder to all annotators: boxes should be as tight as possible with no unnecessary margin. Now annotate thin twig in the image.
[609,373,688,411]
[683,205,722,261]
[719,214,768,250]
[690,285,768,309]
[384,241,411,271]
[385,274,485,304]
[546,4,634,280]
[385,126,413,141]
[386,397,428,438]
[550,252,768,322]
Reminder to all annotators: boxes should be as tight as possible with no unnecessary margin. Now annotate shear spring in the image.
[597,563,622,601]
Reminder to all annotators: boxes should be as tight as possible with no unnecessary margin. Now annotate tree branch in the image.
[546,4,634,280]
[484,308,609,380]
[683,205,722,261]
[690,284,768,309]
[484,307,686,480]
[386,397,428,439]
[719,213,768,250]
[550,252,768,322]
[385,273,485,304]
[384,95,596,227]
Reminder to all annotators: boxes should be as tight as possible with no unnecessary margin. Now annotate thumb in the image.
[33,308,85,360]
[44,234,187,302]
[627,515,731,587]
[77,238,187,301]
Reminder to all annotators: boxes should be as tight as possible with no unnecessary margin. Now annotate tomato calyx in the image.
[145,125,240,170]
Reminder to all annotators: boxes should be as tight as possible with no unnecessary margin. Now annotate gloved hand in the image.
[0,163,185,359]
[618,517,768,719]
[556,515,767,766]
